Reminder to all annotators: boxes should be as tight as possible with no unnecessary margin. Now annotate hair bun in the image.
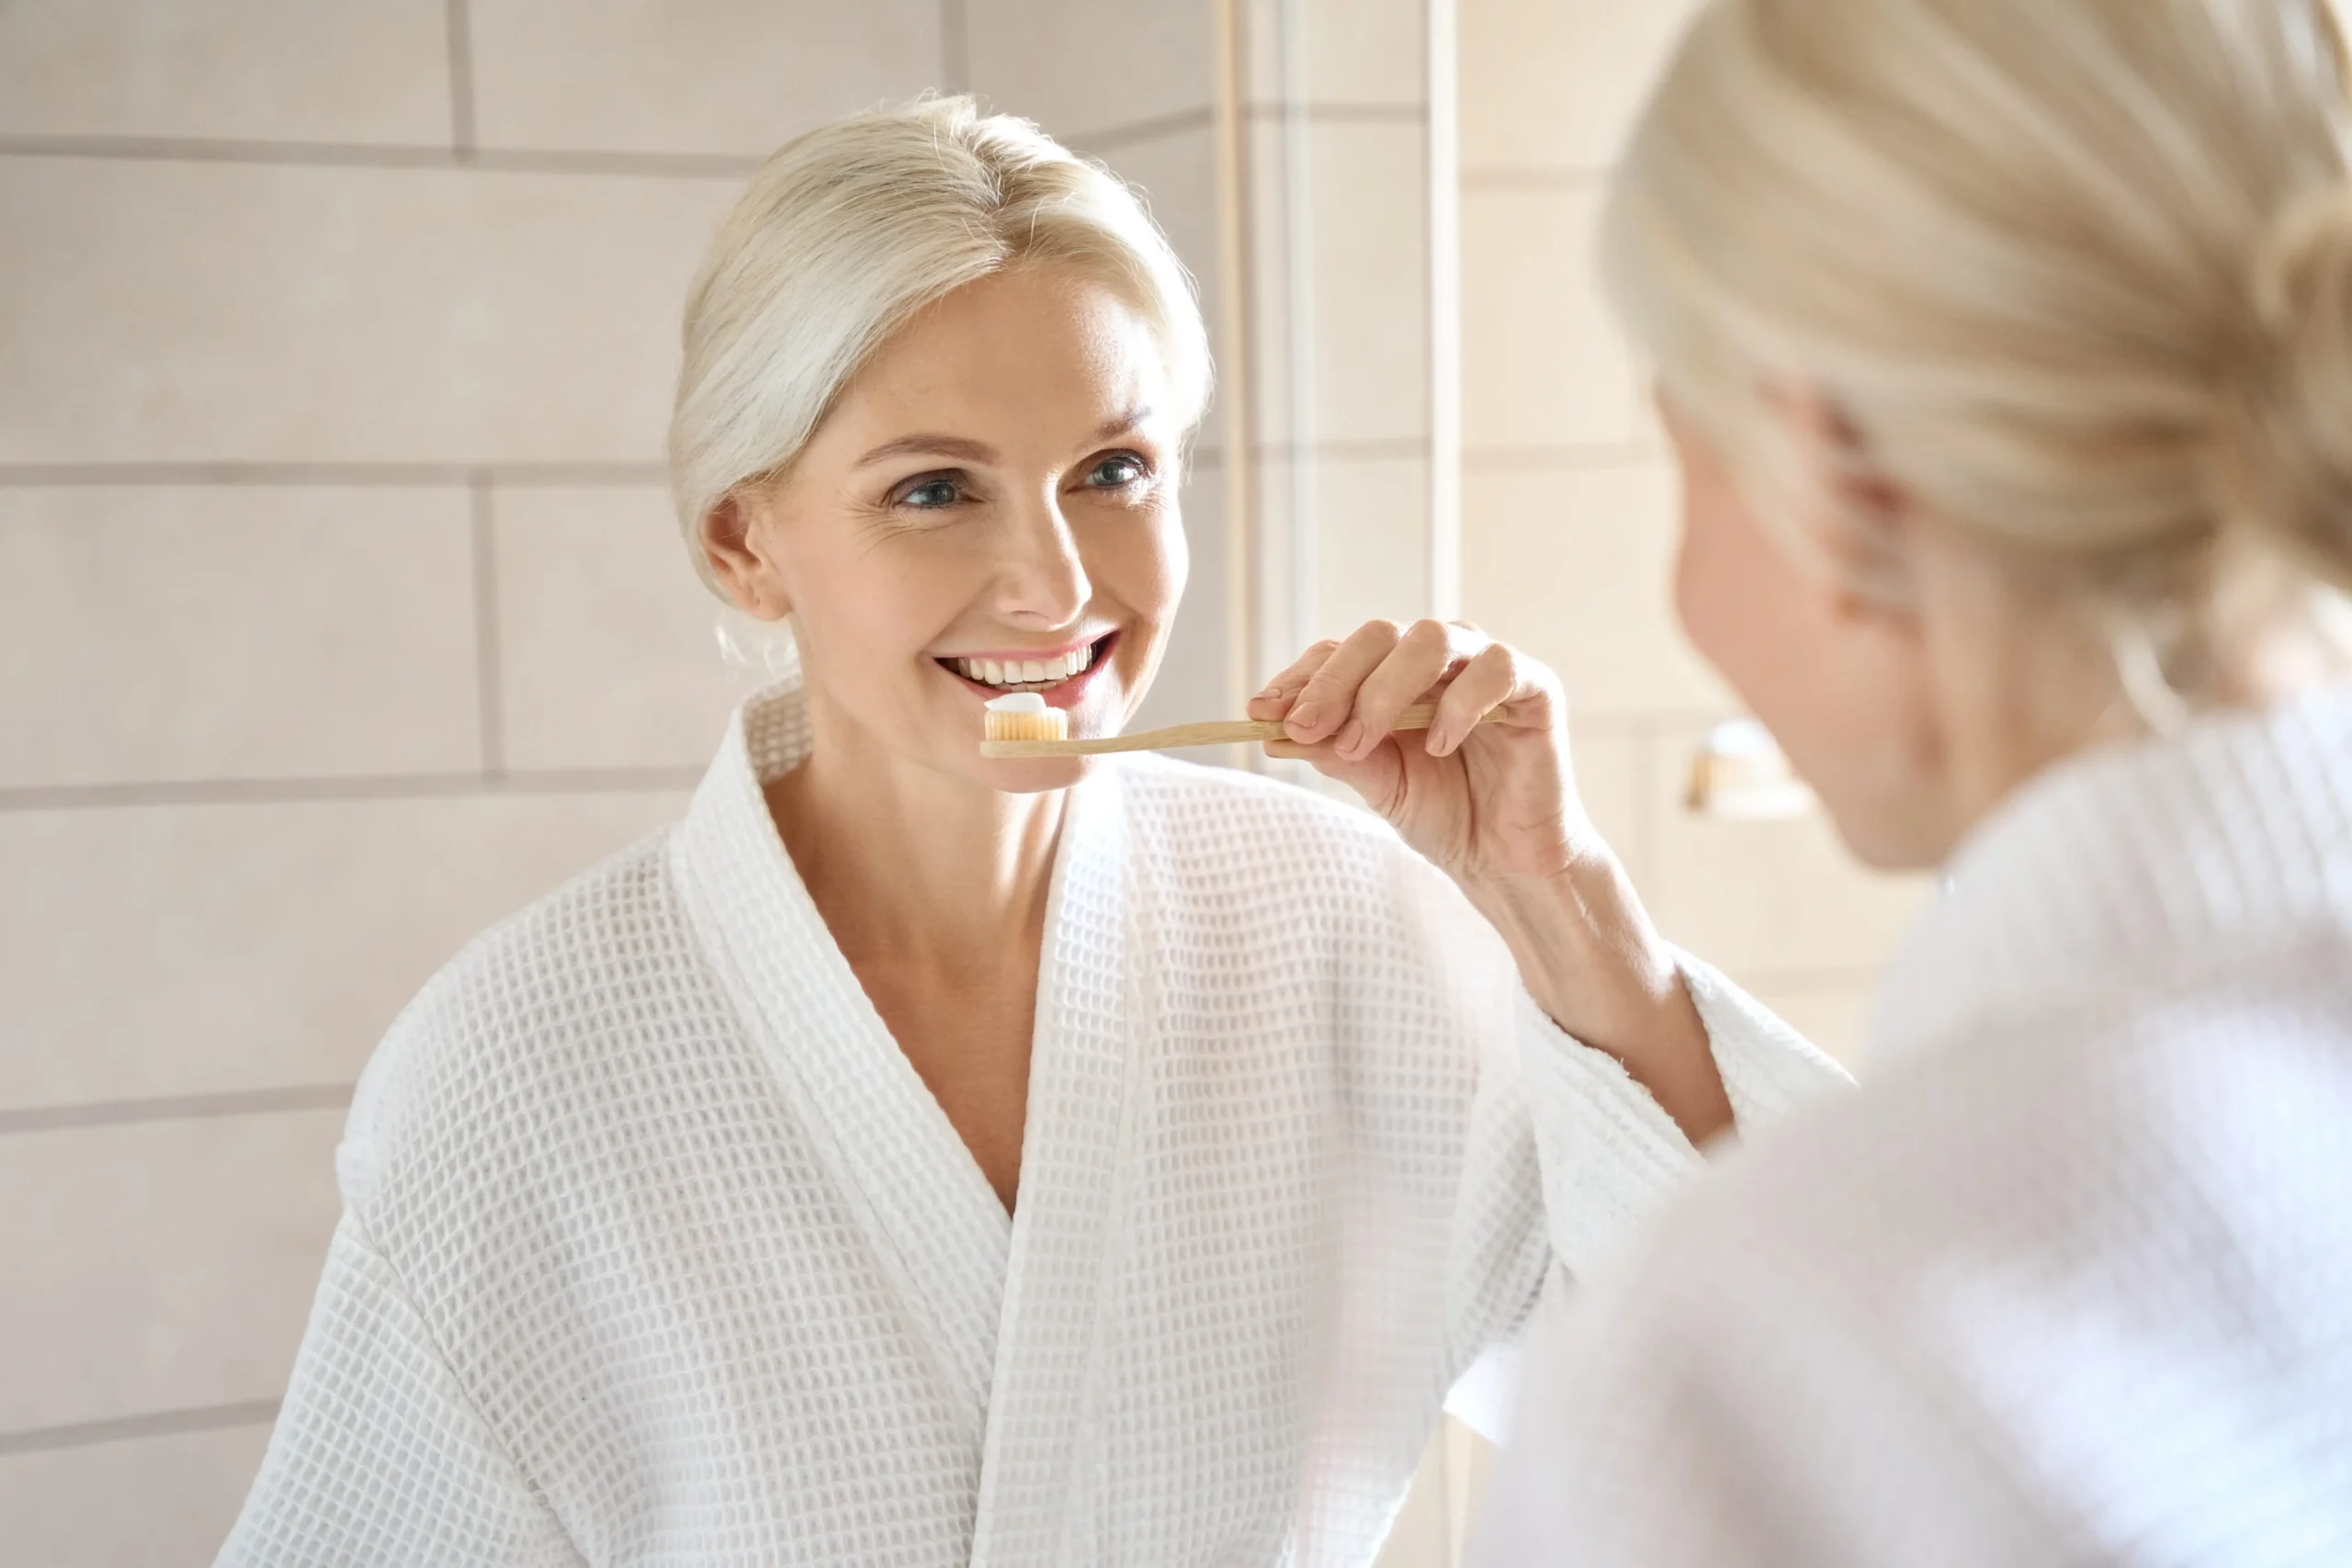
[2213,184,2352,591]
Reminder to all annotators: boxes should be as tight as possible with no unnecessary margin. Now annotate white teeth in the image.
[952,644,1103,688]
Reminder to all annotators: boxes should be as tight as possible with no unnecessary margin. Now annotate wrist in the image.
[1463,853,1682,1055]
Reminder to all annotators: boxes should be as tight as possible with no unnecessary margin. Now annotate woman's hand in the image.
[1252,619,1733,1146]
[1248,618,1593,887]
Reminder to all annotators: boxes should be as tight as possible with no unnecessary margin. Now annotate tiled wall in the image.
[0,4,1224,1562]
[1454,0,1933,1066]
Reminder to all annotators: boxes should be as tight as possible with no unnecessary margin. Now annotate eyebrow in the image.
[851,408,1156,470]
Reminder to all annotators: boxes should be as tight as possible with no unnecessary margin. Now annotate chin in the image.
[1817,788,1953,874]
[978,754,1096,796]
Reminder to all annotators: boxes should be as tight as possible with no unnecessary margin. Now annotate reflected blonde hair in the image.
[1603,0,2352,708]
[669,96,1210,592]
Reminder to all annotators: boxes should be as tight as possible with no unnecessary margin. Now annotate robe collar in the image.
[668,682,1144,1563]
[1870,683,2352,1063]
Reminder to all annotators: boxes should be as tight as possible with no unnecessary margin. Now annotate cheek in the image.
[1091,503,1190,631]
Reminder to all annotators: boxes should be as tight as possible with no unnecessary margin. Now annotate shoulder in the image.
[1574,961,2352,1368]
[335,825,710,1210]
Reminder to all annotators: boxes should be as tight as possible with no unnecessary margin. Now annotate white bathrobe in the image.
[1475,687,2352,1566]
[218,684,1845,1567]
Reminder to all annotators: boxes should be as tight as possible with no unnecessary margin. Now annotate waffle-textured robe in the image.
[218,684,1847,1567]
[1476,687,2352,1566]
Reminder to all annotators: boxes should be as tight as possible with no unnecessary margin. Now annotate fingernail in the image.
[1338,718,1367,755]
[1290,701,1320,730]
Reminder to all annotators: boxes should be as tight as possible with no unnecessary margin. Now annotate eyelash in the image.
[886,452,1156,513]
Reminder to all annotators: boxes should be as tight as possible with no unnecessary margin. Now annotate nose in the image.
[992,488,1091,630]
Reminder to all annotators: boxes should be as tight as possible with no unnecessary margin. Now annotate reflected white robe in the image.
[219,684,1846,1567]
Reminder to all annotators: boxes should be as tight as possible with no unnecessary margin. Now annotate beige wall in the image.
[0,4,1221,1562]
[1454,0,1932,1066]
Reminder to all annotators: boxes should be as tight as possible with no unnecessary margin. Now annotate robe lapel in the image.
[968,763,1142,1568]
[671,690,1014,1442]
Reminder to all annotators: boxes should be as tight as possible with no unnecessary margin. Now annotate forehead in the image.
[833,267,1170,438]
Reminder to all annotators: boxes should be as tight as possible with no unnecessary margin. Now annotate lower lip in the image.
[938,634,1117,711]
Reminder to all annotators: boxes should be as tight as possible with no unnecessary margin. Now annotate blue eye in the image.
[899,478,961,510]
[1085,454,1148,488]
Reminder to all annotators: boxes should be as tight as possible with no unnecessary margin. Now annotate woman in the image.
[1470,1,2352,1562]
[217,99,1841,1566]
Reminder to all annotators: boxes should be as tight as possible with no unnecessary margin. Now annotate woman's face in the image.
[707,265,1187,794]
[1661,395,1962,870]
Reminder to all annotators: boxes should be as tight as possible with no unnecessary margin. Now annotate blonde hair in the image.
[1603,0,2352,707]
[669,96,1211,592]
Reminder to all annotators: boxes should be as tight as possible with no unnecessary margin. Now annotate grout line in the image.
[0,766,706,813]
[1073,101,1428,158]
[469,473,504,778]
[445,0,476,160]
[1247,101,1427,124]
[1071,106,1216,155]
[940,0,970,94]
[1459,165,1610,193]
[0,1400,281,1459]
[0,133,759,180]
[0,462,670,488]
[0,1085,354,1139]
[1462,442,1666,473]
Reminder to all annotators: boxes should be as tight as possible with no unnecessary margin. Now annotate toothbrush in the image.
[979,692,1448,758]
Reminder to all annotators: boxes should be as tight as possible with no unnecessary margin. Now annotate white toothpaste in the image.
[985,692,1050,716]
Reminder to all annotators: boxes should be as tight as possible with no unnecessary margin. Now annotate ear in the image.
[1774,388,1919,619]
[700,490,793,621]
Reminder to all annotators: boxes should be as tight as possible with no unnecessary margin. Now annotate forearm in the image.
[1464,853,1735,1148]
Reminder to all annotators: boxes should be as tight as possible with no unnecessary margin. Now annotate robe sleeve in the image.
[215,1213,579,1568]
[1515,950,1851,1282]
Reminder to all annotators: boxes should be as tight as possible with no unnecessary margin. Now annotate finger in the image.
[1261,732,1408,811]
[1285,620,1405,743]
[1340,620,1489,761]
[1248,638,1341,721]
[1430,643,1562,755]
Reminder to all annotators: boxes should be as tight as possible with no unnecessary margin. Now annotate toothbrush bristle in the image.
[982,706,1069,743]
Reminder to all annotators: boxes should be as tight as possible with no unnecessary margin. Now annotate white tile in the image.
[1090,127,1227,412]
[1568,728,1645,893]
[1461,186,1637,451]
[1129,458,1235,740]
[1459,0,1703,173]
[0,487,478,788]
[467,0,941,157]
[493,487,761,772]
[1744,979,1880,1072]
[0,790,691,1112]
[1247,120,1431,447]
[0,1111,343,1432]
[0,157,739,465]
[0,1423,275,1568]
[1648,724,1935,975]
[1460,464,1733,719]
[1304,456,1430,640]
[966,0,1213,142]
[0,0,448,146]
[1239,0,1426,107]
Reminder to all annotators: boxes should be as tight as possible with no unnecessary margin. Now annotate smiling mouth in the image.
[936,632,1118,694]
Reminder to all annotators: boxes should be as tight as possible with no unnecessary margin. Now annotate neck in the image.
[767,694,1068,973]
[1938,594,2352,851]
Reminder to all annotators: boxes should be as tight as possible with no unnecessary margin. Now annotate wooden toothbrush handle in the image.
[981,703,1442,758]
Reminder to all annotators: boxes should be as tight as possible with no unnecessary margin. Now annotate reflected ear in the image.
[700,491,794,621]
